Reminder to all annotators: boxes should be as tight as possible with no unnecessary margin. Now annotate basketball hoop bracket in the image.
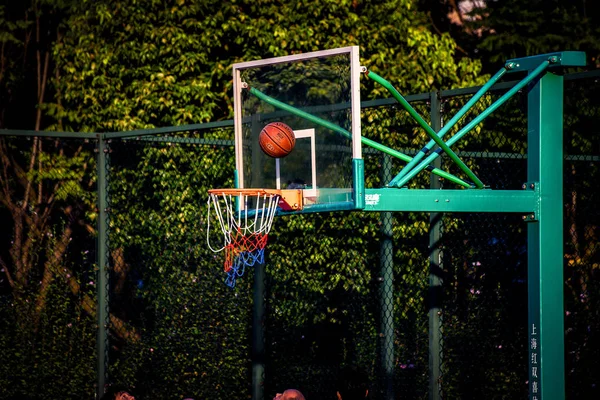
[267,189,303,211]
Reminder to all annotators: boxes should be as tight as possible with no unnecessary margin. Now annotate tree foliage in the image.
[9,0,599,399]
[466,0,600,68]
[46,1,483,397]
[419,0,600,72]
[30,1,486,398]
[49,0,485,134]
[0,2,100,398]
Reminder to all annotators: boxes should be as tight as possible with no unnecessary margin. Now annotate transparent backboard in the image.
[233,46,362,213]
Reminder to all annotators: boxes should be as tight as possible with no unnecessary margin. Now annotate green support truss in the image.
[365,51,585,400]
[0,50,587,400]
[247,51,586,400]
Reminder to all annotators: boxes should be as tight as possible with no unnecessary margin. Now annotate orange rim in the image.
[208,188,282,196]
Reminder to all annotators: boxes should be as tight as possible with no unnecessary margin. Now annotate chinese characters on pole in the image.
[530,323,539,399]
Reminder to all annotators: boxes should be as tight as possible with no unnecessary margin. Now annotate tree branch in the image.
[64,266,141,343]
[0,138,15,204]
[0,255,16,288]
[54,30,64,131]
[37,140,42,205]
[447,0,466,26]
[34,216,73,327]
[35,9,41,101]
[35,51,49,131]
[22,138,39,212]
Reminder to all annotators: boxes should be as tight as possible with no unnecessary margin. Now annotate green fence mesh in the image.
[0,135,98,399]
[563,73,600,399]
[436,87,529,398]
[0,70,599,400]
[105,129,247,400]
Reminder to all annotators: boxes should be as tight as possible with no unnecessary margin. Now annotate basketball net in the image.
[207,189,280,287]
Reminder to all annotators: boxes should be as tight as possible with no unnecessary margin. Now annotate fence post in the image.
[380,152,395,400]
[251,114,266,400]
[96,134,110,399]
[428,92,443,400]
[252,261,266,400]
[527,71,565,400]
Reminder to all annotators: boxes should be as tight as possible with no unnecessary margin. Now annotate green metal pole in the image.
[379,153,395,400]
[96,134,109,399]
[428,93,443,400]
[251,113,266,400]
[365,70,484,188]
[252,260,266,400]
[248,87,472,188]
[527,71,565,400]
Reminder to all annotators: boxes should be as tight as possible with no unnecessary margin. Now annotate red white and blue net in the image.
[207,189,280,287]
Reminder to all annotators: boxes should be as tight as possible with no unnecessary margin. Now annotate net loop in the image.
[207,189,280,287]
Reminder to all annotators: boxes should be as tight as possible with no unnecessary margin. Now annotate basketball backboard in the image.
[232,46,363,214]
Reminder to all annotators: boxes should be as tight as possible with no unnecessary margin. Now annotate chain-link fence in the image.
[435,84,529,399]
[562,73,600,399]
[0,70,598,400]
[0,135,98,398]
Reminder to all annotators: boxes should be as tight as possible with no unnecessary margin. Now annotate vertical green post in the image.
[252,260,266,400]
[96,134,109,399]
[428,93,443,400]
[251,115,266,400]
[379,153,395,400]
[527,71,565,400]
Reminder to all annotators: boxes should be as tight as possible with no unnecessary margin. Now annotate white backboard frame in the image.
[275,129,317,198]
[232,46,362,198]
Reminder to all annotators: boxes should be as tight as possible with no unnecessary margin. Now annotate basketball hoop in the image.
[207,188,302,287]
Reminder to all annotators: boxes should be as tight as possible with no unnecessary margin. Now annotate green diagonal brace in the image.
[390,67,507,185]
[365,70,485,188]
[248,87,472,188]
[393,59,551,188]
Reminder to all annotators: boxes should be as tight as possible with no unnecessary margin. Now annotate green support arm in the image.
[365,70,485,188]
[248,86,473,188]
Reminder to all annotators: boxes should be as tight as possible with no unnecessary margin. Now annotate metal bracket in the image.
[267,189,303,211]
[505,51,586,73]
[522,213,537,222]
[522,181,539,222]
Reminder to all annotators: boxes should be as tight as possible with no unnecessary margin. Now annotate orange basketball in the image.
[259,122,296,158]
